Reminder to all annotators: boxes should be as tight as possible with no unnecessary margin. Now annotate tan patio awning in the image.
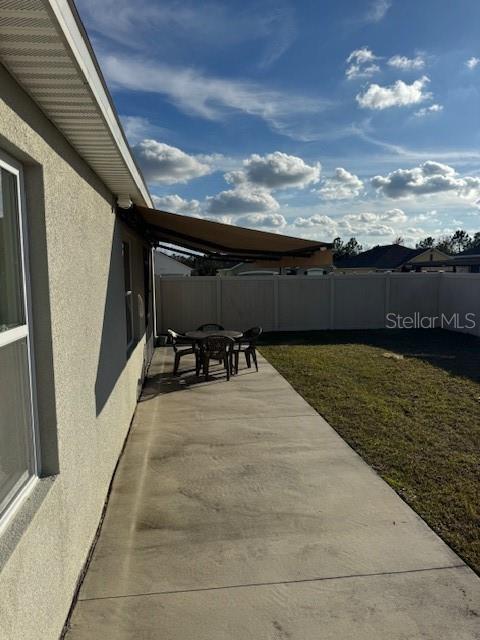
[126,205,331,261]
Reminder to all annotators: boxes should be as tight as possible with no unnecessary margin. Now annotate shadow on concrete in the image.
[139,356,257,401]
[260,328,480,385]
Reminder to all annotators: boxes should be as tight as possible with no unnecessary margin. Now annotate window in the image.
[0,154,37,520]
[122,241,134,349]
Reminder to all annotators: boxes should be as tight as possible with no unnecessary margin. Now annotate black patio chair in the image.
[234,326,263,373]
[199,335,235,381]
[196,323,225,331]
[167,329,198,375]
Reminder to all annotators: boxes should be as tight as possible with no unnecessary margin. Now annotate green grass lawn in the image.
[259,329,480,574]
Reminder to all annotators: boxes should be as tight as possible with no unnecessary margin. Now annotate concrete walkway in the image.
[66,349,480,639]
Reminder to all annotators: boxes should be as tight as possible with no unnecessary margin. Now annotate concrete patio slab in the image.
[68,567,480,640]
[65,349,480,639]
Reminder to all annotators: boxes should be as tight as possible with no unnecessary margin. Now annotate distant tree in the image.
[332,237,344,257]
[435,235,454,255]
[343,237,363,256]
[416,236,435,249]
[171,253,233,276]
[450,229,472,254]
[471,232,480,249]
[434,229,472,255]
[333,236,363,258]
[393,236,404,245]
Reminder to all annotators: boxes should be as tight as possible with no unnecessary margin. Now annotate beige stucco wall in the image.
[0,64,151,639]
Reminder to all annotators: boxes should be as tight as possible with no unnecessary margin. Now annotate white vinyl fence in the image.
[155,272,480,337]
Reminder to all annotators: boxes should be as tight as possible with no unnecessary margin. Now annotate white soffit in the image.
[0,0,152,207]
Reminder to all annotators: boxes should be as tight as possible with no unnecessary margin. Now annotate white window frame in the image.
[0,149,39,527]
[123,240,134,351]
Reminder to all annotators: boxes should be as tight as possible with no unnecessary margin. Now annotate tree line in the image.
[169,228,479,270]
[333,229,480,258]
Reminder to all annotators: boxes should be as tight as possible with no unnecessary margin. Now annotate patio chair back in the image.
[168,329,197,375]
[242,326,263,345]
[202,334,235,381]
[167,328,192,351]
[233,327,262,374]
[167,328,181,342]
[203,334,234,356]
[196,323,225,331]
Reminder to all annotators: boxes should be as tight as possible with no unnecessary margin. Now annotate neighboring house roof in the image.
[335,244,426,270]
[0,0,152,208]
[217,263,245,275]
[154,251,192,276]
[454,245,480,257]
[426,256,480,268]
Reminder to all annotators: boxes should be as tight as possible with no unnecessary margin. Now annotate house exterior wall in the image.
[154,250,192,276]
[0,65,151,640]
[409,248,449,264]
[218,248,333,276]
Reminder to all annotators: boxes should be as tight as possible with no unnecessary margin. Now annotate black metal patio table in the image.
[185,330,243,341]
[185,329,243,378]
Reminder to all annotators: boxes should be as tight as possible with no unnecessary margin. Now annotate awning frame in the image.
[119,205,332,262]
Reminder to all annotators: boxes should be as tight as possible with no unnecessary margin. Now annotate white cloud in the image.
[103,55,329,138]
[338,213,395,237]
[387,55,425,70]
[226,152,321,190]
[317,167,364,200]
[466,57,480,70]
[151,194,201,215]
[134,140,213,184]
[356,76,432,110]
[413,210,439,223]
[365,0,392,23]
[121,116,152,144]
[205,188,280,215]
[371,161,480,201]
[414,103,443,117]
[293,209,407,240]
[235,213,287,228]
[78,0,297,69]
[347,64,380,81]
[347,47,378,66]
[381,208,408,223]
[256,3,298,69]
[294,214,337,230]
[120,115,173,146]
[346,47,380,80]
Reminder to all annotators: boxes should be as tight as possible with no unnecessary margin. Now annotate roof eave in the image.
[46,0,152,207]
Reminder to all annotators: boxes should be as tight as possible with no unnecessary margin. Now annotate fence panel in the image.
[278,277,330,330]
[155,273,480,337]
[332,274,387,329]
[220,278,275,331]
[439,274,480,336]
[388,273,440,327]
[157,276,217,333]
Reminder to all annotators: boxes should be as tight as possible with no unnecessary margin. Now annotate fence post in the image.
[273,277,279,330]
[436,272,442,327]
[329,274,335,329]
[156,276,163,335]
[216,277,222,324]
[384,272,391,327]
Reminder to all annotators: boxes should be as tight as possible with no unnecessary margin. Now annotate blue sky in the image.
[76,0,480,247]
